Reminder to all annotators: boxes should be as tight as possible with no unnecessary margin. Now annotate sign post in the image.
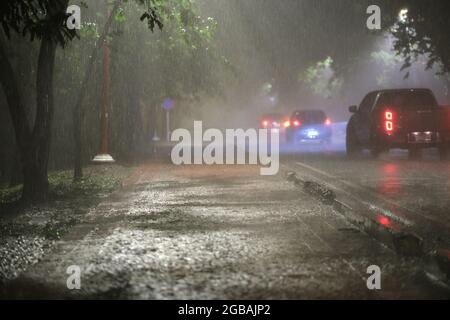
[162,98,174,142]
[166,109,170,142]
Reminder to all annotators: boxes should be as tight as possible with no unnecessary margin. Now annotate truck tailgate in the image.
[399,107,443,132]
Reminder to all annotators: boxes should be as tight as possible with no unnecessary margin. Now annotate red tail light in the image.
[293,120,301,127]
[384,110,394,133]
[325,118,331,126]
[262,120,269,127]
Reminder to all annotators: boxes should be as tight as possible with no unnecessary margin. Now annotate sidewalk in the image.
[1,162,447,299]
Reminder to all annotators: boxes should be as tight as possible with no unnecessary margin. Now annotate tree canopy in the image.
[390,1,450,75]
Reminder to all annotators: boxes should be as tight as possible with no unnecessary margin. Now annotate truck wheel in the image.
[346,127,361,157]
[408,147,421,160]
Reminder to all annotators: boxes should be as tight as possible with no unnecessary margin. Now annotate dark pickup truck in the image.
[346,88,450,159]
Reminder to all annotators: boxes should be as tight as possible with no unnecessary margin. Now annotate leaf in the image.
[115,8,127,23]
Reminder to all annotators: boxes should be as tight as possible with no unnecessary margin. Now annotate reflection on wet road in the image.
[283,149,450,226]
[280,125,450,250]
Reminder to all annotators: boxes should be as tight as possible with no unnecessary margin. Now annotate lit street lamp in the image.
[399,8,408,23]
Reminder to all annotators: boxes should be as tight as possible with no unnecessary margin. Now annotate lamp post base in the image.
[92,154,115,163]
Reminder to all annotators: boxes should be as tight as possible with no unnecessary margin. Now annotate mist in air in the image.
[191,0,450,131]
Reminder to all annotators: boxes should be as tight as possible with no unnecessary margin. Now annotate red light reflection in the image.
[379,163,400,196]
[377,215,391,228]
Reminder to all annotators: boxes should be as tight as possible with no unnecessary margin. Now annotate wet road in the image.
[2,162,448,299]
[281,140,450,254]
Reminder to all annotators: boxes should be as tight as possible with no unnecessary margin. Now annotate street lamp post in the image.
[93,3,114,164]
[161,98,174,142]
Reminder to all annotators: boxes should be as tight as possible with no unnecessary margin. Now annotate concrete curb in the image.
[286,171,450,287]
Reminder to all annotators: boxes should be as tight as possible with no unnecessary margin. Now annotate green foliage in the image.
[0,0,78,46]
[1,0,228,176]
[0,0,164,46]
[80,22,99,39]
[0,169,123,204]
[115,8,127,23]
[120,0,165,31]
[0,185,22,204]
[112,0,224,101]
[300,57,342,99]
[302,57,333,83]
[48,170,121,199]
[387,1,450,75]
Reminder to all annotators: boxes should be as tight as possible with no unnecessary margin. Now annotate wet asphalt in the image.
[2,161,449,299]
[281,142,450,252]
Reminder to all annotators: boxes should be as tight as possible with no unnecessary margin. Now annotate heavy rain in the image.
[0,0,450,304]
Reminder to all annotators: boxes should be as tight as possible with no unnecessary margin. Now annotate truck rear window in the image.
[292,111,326,124]
[376,91,437,110]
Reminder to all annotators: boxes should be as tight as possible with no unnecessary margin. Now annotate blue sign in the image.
[162,98,174,110]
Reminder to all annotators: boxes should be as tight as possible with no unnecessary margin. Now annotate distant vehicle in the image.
[346,88,450,159]
[259,113,290,143]
[286,110,332,144]
[259,113,290,129]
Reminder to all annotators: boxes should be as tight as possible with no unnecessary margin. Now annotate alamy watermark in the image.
[66,265,81,290]
[66,5,81,30]
[170,121,279,175]
[366,5,381,30]
[366,265,381,290]
[65,4,393,32]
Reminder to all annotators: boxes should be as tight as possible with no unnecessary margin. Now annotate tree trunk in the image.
[21,37,57,203]
[9,148,23,187]
[73,0,120,181]
[0,34,32,197]
[0,33,32,153]
[0,1,69,204]
[0,32,57,203]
